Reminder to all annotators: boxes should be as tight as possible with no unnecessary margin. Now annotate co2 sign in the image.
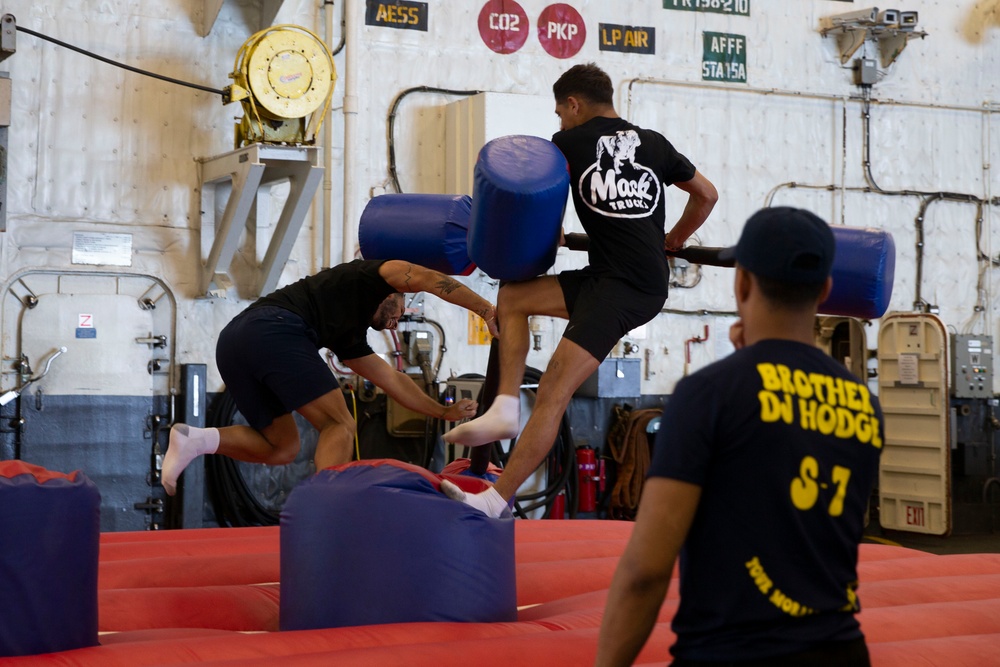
[478,0,529,54]
[489,12,518,30]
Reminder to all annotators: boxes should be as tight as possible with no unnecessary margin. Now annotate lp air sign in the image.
[702,32,746,83]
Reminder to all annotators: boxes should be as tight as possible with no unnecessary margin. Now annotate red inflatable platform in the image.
[2,521,1000,666]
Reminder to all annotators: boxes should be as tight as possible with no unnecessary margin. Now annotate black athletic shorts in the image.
[216,306,340,431]
[557,269,667,361]
[671,637,870,667]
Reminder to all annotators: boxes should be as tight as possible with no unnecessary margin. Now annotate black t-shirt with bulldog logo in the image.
[552,117,696,296]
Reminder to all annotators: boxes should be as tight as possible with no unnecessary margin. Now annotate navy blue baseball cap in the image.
[719,207,835,284]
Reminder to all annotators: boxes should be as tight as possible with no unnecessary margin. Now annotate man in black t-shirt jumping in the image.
[595,208,883,667]
[161,259,499,496]
[441,63,718,517]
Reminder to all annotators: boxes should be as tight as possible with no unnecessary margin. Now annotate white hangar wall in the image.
[2,0,998,399]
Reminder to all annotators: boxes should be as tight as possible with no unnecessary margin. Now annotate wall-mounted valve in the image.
[1,346,67,406]
[147,358,169,375]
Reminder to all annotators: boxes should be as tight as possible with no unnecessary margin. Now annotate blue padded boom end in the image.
[359,194,475,276]
[468,135,570,281]
[822,226,896,319]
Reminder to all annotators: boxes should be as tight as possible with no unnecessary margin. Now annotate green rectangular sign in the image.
[664,0,750,16]
[702,32,747,83]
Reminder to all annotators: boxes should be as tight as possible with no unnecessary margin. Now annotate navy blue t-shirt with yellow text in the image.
[649,339,883,661]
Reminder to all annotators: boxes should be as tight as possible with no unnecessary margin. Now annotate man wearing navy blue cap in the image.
[595,207,883,666]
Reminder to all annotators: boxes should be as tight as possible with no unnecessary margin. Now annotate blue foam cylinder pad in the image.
[279,460,516,631]
[822,226,896,319]
[0,461,100,657]
[469,135,569,281]
[359,194,475,275]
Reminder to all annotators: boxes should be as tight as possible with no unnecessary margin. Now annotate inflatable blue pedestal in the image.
[0,462,100,657]
[280,460,516,631]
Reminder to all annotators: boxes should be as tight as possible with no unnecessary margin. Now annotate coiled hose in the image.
[487,366,578,520]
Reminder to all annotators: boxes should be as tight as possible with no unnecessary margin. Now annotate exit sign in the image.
[904,502,926,527]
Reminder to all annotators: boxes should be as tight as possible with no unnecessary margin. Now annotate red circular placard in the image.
[478,0,530,55]
[537,4,586,59]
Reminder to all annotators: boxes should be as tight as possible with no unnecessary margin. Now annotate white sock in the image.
[439,479,510,518]
[442,394,520,447]
[162,424,220,496]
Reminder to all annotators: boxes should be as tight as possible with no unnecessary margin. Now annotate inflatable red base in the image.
[3,460,1000,666]
[0,522,994,665]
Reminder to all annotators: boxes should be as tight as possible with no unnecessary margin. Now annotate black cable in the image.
[387,86,482,193]
[324,0,346,57]
[513,414,576,518]
[912,194,940,310]
[858,89,1000,312]
[974,201,999,266]
[507,384,573,511]
[861,90,987,204]
[15,24,226,97]
[423,317,447,380]
[204,390,279,526]
[490,366,577,519]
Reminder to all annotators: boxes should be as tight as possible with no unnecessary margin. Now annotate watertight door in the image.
[17,292,158,531]
[877,313,951,535]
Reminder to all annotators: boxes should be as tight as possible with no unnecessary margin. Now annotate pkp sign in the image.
[538,4,586,59]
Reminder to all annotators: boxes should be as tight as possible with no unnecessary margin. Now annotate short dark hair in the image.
[553,63,614,106]
[755,274,828,310]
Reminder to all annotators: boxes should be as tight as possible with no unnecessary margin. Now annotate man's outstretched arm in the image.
[344,353,478,421]
[665,170,718,251]
[378,261,499,338]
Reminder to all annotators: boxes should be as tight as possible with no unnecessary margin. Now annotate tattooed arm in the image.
[378,260,499,338]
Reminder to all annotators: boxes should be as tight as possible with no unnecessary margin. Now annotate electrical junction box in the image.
[439,376,484,434]
[950,334,993,399]
[443,376,485,404]
[853,58,877,86]
[575,358,641,398]
[387,374,431,436]
[405,330,433,367]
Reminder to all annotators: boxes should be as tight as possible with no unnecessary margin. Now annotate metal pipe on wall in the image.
[624,77,998,117]
[341,0,364,264]
[322,0,335,270]
[984,104,997,338]
[628,77,1000,337]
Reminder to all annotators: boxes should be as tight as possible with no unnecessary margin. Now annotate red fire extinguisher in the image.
[550,491,565,520]
[576,446,599,513]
